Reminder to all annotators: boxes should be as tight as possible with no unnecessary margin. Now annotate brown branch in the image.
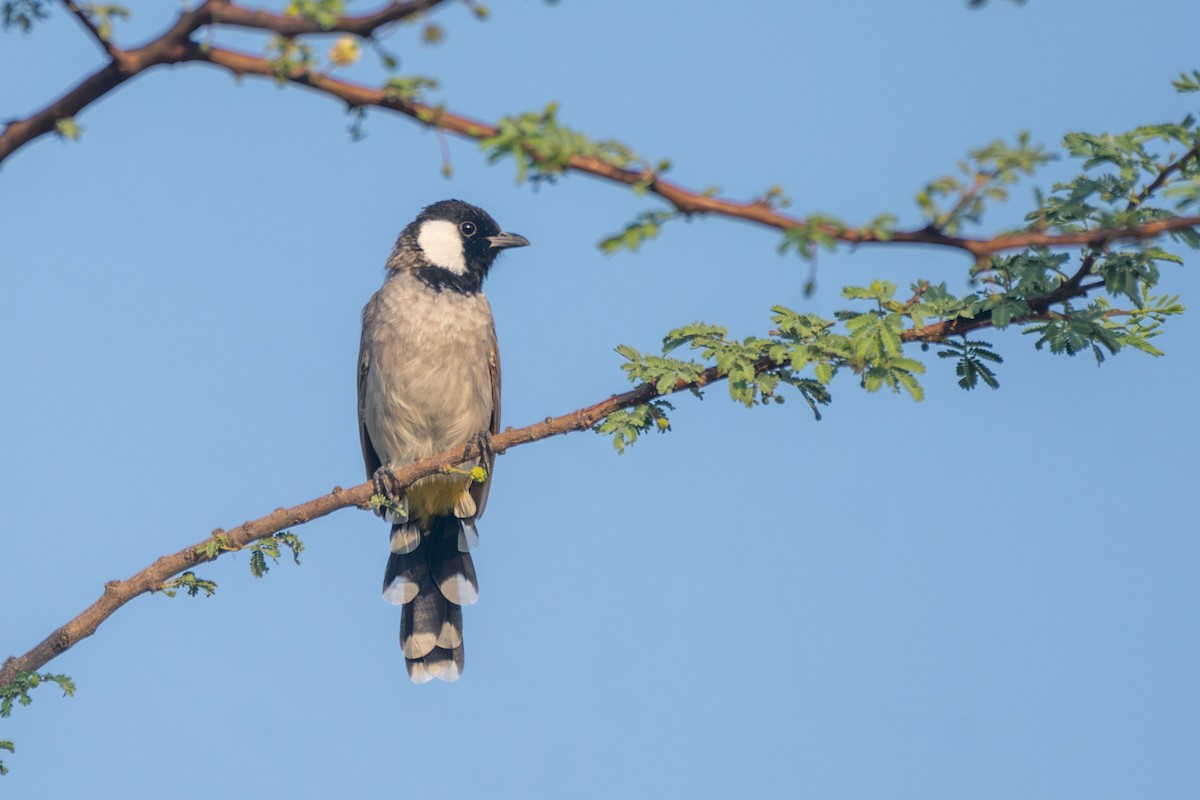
[0,0,453,163]
[902,270,1110,343]
[0,360,747,688]
[207,0,448,37]
[183,45,1200,257]
[3,1,1197,257]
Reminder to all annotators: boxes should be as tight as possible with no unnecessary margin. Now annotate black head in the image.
[391,199,529,293]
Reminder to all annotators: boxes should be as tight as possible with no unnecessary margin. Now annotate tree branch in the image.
[2,0,1196,258]
[188,44,1200,257]
[0,223,1135,686]
[0,359,746,688]
[0,0,453,162]
[207,0,449,37]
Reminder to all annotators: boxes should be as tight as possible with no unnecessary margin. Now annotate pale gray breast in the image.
[363,273,496,466]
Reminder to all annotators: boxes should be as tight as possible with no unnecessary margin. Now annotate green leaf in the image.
[845,311,903,360]
[778,215,845,261]
[247,531,305,578]
[194,532,236,560]
[917,133,1051,233]
[814,361,834,385]
[383,75,439,103]
[842,280,898,304]
[594,400,673,453]
[265,35,316,83]
[285,0,343,30]
[482,104,650,186]
[1171,69,1200,94]
[936,337,1003,390]
[1,0,50,32]
[0,672,75,720]
[599,209,678,254]
[160,571,218,598]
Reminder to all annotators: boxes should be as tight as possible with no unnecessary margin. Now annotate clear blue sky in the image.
[2,2,1198,797]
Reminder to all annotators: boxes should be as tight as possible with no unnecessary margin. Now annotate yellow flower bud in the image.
[328,36,361,68]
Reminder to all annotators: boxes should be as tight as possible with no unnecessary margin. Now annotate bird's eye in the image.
[459,221,477,237]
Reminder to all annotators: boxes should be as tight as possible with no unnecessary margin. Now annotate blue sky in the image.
[2,1,1198,797]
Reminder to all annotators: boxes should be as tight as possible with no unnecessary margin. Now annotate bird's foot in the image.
[470,430,495,473]
[371,466,409,523]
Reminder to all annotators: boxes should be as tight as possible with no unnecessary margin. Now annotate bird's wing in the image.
[469,321,501,520]
[358,321,382,479]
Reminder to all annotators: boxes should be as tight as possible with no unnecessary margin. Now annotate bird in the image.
[357,199,529,683]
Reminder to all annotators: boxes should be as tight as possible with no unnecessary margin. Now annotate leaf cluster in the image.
[1,0,48,32]
[778,214,848,262]
[266,35,317,83]
[595,81,1200,452]
[599,210,679,254]
[0,672,75,719]
[481,104,650,186]
[248,531,305,578]
[195,532,237,560]
[285,0,343,30]
[1025,292,1184,363]
[1032,116,1200,236]
[596,254,1187,449]
[1174,70,1200,94]
[160,571,218,598]
[917,132,1051,234]
[383,75,440,104]
[0,671,75,774]
[593,399,673,454]
[936,338,1002,389]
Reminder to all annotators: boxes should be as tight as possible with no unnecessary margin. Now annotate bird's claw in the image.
[471,430,495,466]
[372,466,408,523]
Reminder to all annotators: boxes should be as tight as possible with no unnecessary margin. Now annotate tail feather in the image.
[436,603,464,649]
[400,582,445,659]
[435,553,479,606]
[384,515,476,683]
[389,522,422,554]
[408,645,464,684]
[381,542,424,605]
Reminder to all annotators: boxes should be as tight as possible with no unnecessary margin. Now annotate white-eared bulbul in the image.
[358,199,528,682]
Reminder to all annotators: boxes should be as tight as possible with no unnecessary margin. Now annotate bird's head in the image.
[388,199,529,292]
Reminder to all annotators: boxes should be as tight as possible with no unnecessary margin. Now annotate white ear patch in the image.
[417,219,467,275]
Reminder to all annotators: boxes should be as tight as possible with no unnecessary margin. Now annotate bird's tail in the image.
[382,515,479,683]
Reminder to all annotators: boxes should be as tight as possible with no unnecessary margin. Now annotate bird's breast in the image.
[363,277,496,467]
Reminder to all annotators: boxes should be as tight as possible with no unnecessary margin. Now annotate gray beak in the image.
[487,232,530,250]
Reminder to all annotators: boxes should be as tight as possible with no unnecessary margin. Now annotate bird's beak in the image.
[487,232,530,250]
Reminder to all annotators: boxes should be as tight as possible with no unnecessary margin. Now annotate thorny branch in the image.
[1,1,1197,257]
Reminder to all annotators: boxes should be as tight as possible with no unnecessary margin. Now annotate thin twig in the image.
[59,0,119,58]
[1131,138,1200,210]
